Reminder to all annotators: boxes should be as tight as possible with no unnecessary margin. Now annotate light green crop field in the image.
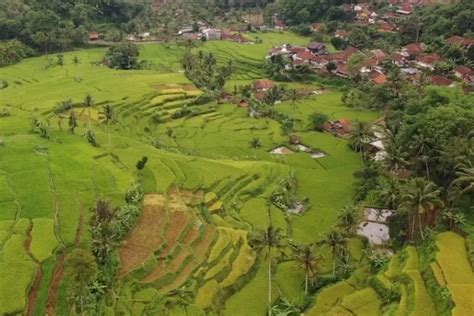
[0,31,432,315]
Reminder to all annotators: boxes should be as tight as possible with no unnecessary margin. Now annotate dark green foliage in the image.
[105,42,140,70]
[308,112,328,131]
[86,129,98,147]
[136,156,148,171]
[0,40,33,67]
[182,50,233,92]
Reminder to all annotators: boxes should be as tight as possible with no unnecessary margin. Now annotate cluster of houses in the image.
[267,36,474,87]
[176,22,255,43]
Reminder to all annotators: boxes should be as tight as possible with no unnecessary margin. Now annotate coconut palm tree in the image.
[408,134,433,180]
[337,205,358,235]
[399,178,444,241]
[292,243,324,295]
[99,104,115,152]
[380,141,408,174]
[248,226,284,316]
[451,161,474,196]
[376,176,401,209]
[322,229,346,277]
[349,121,372,161]
[68,111,78,134]
[83,94,94,129]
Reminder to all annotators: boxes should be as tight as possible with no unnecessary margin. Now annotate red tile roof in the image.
[416,53,442,65]
[372,73,387,85]
[253,79,275,90]
[404,42,425,55]
[429,75,453,86]
[454,65,473,76]
[447,36,474,47]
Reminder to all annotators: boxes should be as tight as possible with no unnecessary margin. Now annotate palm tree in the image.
[292,243,323,295]
[349,121,372,161]
[322,229,346,277]
[381,141,408,174]
[290,89,298,126]
[451,161,474,196]
[337,205,358,235]
[90,199,118,264]
[264,86,282,118]
[249,226,284,316]
[64,248,98,315]
[68,111,78,134]
[83,94,94,129]
[376,177,401,209]
[399,178,444,241]
[99,105,115,152]
[408,134,433,180]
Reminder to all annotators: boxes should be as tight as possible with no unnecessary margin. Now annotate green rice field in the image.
[1,31,471,315]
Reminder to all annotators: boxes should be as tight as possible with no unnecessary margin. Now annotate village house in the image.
[323,119,352,137]
[402,42,426,58]
[429,75,454,87]
[253,79,275,92]
[446,36,474,49]
[372,73,388,85]
[310,23,323,32]
[415,53,442,70]
[203,28,222,40]
[307,42,326,55]
[454,65,473,82]
[273,16,288,30]
[88,32,100,41]
[389,52,407,67]
[377,21,397,33]
[334,29,351,40]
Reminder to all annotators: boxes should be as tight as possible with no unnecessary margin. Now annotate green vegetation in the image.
[1,1,473,312]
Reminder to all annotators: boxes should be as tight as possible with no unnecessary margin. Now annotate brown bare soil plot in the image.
[45,254,65,316]
[118,194,167,277]
[157,211,189,258]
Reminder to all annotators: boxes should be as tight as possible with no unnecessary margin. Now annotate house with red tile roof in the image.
[253,79,275,91]
[323,119,352,137]
[402,42,426,57]
[89,32,100,41]
[334,29,351,39]
[372,73,388,85]
[429,75,454,87]
[454,65,473,82]
[273,16,288,30]
[389,53,407,67]
[447,36,474,48]
[415,53,442,70]
[310,23,324,32]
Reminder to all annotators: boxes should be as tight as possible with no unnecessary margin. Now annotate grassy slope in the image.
[0,31,380,314]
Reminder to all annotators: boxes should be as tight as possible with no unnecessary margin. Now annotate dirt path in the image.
[24,220,42,316]
[45,254,65,316]
[26,269,43,316]
[75,196,86,245]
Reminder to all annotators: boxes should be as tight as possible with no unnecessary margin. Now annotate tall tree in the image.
[65,248,98,315]
[99,104,115,152]
[399,178,444,241]
[249,226,284,316]
[349,121,372,161]
[292,243,323,295]
[322,229,346,277]
[83,94,94,130]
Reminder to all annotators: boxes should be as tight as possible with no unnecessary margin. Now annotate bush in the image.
[105,42,140,70]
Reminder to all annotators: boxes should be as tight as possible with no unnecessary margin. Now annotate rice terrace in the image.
[0,0,474,315]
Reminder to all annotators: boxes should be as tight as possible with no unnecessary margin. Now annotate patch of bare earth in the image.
[45,254,65,316]
[118,194,167,277]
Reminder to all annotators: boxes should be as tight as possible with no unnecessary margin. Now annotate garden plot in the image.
[357,208,394,246]
[435,232,474,316]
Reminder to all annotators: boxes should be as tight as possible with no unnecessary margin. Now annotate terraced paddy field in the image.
[1,31,473,315]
